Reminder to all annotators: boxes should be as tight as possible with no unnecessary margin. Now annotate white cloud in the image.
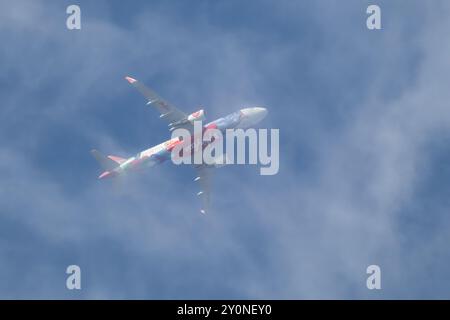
[1,0,450,298]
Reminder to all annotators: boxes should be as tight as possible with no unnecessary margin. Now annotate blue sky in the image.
[1,0,450,299]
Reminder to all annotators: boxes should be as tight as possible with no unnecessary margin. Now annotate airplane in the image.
[91,76,268,214]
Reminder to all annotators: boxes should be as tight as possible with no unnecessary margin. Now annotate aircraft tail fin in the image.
[91,149,121,171]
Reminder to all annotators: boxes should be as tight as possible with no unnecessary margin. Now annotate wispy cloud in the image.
[1,0,450,299]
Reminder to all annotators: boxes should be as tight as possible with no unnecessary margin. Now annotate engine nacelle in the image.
[168,109,206,131]
[187,109,205,123]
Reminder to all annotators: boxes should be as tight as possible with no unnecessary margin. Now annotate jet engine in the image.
[168,109,206,131]
[187,109,205,123]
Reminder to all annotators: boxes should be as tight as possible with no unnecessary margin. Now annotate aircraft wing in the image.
[194,165,212,214]
[125,76,192,131]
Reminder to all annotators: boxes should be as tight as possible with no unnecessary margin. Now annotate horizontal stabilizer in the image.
[108,155,126,164]
[91,149,120,171]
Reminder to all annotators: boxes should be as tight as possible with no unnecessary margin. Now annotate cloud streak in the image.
[1,0,450,299]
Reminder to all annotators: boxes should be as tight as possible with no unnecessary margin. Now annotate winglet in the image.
[125,76,137,84]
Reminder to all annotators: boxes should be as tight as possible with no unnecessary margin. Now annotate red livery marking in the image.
[108,155,126,164]
[98,171,117,179]
[205,123,218,130]
[99,171,110,179]
[125,76,137,84]
[166,139,182,151]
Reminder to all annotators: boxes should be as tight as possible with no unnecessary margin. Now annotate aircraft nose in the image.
[255,107,268,119]
[238,107,268,128]
[241,107,267,118]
